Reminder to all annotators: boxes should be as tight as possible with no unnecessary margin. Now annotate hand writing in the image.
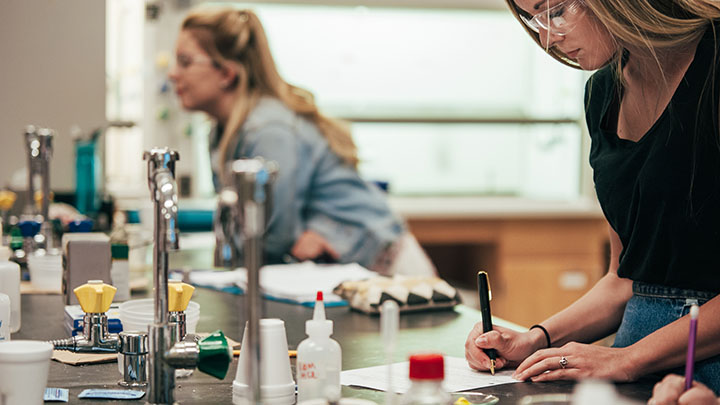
[649,374,719,405]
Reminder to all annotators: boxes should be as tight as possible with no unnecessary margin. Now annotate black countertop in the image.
[15,288,656,404]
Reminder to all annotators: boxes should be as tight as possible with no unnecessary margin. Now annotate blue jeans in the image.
[613,281,720,394]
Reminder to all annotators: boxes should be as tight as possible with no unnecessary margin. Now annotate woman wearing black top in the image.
[465,0,720,392]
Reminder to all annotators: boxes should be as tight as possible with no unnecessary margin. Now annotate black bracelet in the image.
[530,324,552,348]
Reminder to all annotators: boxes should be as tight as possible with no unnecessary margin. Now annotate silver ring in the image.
[559,356,568,369]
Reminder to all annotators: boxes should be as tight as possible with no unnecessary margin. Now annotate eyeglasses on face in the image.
[518,0,586,36]
[174,53,215,70]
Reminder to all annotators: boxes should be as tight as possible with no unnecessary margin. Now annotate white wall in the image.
[0,0,106,192]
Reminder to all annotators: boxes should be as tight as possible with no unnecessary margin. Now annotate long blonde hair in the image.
[181,8,358,184]
[504,0,720,69]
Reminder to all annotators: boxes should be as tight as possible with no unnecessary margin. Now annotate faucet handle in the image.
[197,330,232,379]
[168,281,195,312]
[74,280,117,313]
[33,190,54,211]
[0,190,16,211]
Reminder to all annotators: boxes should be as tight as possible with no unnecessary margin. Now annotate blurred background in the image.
[0,0,607,327]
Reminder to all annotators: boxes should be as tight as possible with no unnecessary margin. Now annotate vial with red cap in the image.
[297,291,342,403]
[399,353,452,405]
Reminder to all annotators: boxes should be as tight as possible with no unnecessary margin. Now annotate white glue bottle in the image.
[0,245,20,333]
[296,291,342,403]
[0,292,10,341]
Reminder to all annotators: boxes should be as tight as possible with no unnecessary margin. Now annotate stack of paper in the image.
[341,356,519,393]
[188,262,376,305]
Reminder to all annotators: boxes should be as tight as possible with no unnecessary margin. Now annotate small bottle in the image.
[296,291,342,403]
[0,245,21,332]
[0,292,10,341]
[399,354,451,405]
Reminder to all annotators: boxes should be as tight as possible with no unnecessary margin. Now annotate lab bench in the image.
[394,197,609,327]
[15,287,655,404]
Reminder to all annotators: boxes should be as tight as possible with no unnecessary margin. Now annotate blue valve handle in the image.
[18,220,41,237]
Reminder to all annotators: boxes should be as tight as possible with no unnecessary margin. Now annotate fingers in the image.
[513,347,563,379]
[525,367,582,382]
[474,329,508,352]
[465,323,508,372]
[678,383,719,405]
[650,374,685,405]
[513,352,568,381]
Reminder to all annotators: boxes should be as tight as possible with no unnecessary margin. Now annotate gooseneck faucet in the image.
[144,147,180,404]
[216,158,278,404]
[144,147,232,404]
[24,125,54,250]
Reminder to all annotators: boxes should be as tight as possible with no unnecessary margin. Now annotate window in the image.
[107,1,590,200]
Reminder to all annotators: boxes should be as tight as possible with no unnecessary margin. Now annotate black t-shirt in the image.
[585,22,720,293]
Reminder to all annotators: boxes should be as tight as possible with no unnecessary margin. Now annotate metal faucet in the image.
[23,125,54,250]
[50,280,121,353]
[144,147,180,404]
[217,158,278,404]
[49,280,150,387]
[144,147,231,404]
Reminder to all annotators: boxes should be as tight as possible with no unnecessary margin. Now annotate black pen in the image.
[478,271,497,375]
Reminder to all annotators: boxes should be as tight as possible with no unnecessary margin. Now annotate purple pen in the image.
[684,304,699,391]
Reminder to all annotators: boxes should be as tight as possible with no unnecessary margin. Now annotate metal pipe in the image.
[227,159,278,404]
[24,125,38,216]
[143,148,180,405]
[23,126,54,250]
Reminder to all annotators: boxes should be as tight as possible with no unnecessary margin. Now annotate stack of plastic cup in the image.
[118,298,200,333]
[233,318,296,405]
[0,340,53,405]
[27,251,63,291]
[118,298,200,378]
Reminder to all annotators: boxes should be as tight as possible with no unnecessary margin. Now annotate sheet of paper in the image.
[341,356,518,393]
[188,261,376,303]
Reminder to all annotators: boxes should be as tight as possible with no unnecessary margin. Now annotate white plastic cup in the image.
[118,299,200,333]
[27,252,62,291]
[233,318,296,405]
[117,299,200,377]
[0,340,53,405]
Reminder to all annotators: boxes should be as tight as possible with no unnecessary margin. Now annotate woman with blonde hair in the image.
[169,8,435,276]
[465,0,720,392]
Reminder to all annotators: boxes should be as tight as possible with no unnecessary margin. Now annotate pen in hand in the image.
[478,271,497,375]
[685,304,699,391]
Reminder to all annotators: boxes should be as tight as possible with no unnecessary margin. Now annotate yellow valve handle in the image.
[168,281,195,312]
[0,190,16,211]
[74,280,117,313]
[33,190,54,210]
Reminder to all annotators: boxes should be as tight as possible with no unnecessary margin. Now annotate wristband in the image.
[530,324,551,348]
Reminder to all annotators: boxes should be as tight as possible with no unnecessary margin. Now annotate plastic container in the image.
[27,251,62,291]
[398,354,451,405]
[0,292,10,341]
[118,298,200,333]
[0,245,21,332]
[296,292,342,403]
[0,340,53,405]
[233,319,296,405]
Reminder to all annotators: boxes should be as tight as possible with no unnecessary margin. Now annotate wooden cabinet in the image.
[407,216,609,327]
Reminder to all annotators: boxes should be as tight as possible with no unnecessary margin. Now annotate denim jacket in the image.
[210,97,405,268]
